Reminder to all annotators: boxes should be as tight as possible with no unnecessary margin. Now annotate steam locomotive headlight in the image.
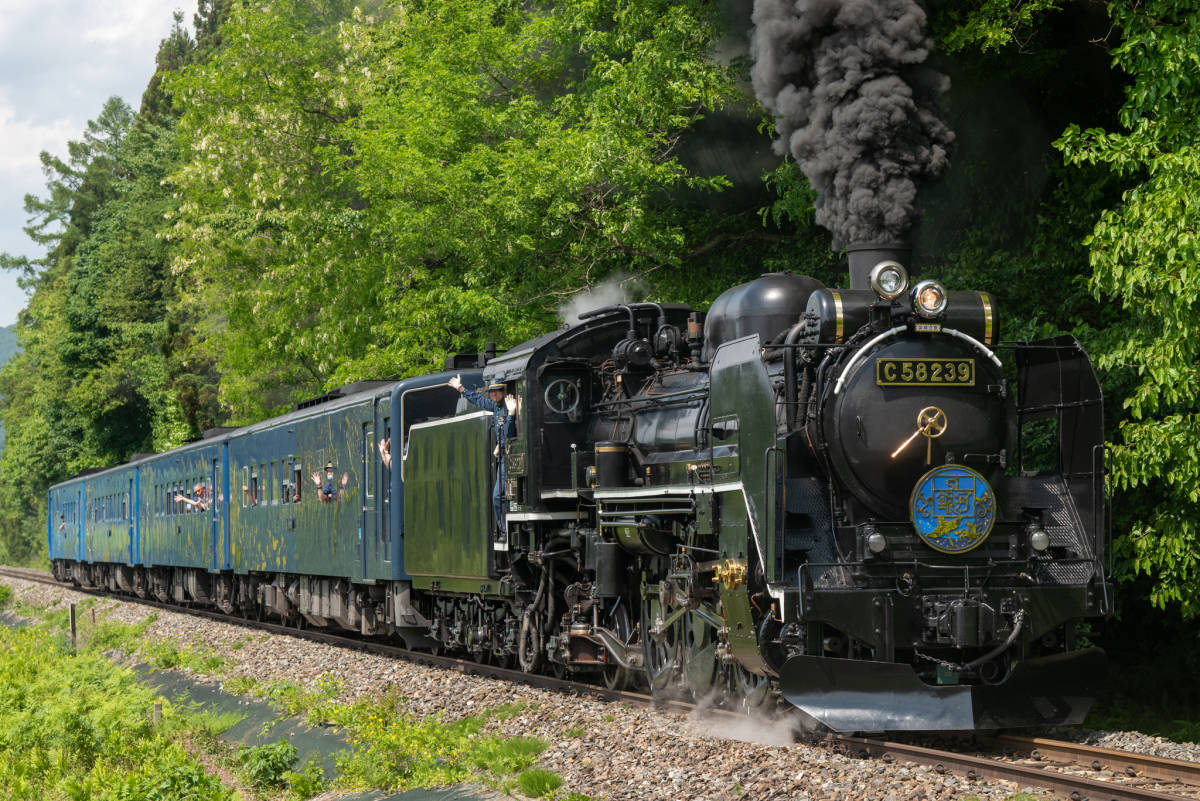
[869,260,909,300]
[867,531,887,554]
[912,280,948,318]
[1029,529,1050,552]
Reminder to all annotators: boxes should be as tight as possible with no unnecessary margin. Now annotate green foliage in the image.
[142,638,229,675]
[237,739,298,789]
[221,674,259,695]
[166,0,744,419]
[88,615,155,653]
[171,706,245,740]
[284,756,327,800]
[0,583,11,608]
[1056,1,1200,615]
[254,677,322,718]
[516,768,563,798]
[329,687,547,791]
[934,0,1064,53]
[0,623,232,800]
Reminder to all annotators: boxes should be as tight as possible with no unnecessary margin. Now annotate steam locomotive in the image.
[48,244,1110,731]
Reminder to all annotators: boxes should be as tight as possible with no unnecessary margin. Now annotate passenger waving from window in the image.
[311,462,349,503]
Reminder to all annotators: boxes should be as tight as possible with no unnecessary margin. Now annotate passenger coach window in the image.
[364,425,375,500]
[293,463,303,503]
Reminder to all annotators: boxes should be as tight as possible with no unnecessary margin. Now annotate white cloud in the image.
[0,0,181,326]
[0,93,77,177]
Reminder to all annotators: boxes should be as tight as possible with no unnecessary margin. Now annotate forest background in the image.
[0,0,1196,719]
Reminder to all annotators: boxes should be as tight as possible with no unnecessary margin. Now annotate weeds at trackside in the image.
[5,582,581,799]
[0,621,240,800]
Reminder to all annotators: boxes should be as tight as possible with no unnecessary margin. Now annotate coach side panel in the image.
[140,445,223,570]
[82,469,137,565]
[48,481,85,564]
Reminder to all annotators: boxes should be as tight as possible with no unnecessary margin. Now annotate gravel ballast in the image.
[5,574,1194,800]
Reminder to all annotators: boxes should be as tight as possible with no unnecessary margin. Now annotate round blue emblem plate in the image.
[909,464,996,554]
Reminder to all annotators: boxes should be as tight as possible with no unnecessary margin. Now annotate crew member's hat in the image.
[324,461,335,470]
[487,381,506,392]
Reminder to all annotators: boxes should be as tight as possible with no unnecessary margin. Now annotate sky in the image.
[0,0,180,327]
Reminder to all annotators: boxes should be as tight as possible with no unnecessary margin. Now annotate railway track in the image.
[3,565,1198,801]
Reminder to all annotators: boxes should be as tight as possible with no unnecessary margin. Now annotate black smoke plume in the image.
[750,0,953,245]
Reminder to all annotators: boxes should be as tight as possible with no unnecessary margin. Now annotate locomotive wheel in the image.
[601,603,633,691]
[641,595,680,693]
[683,608,720,698]
[731,664,772,713]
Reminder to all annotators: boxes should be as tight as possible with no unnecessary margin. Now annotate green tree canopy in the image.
[1056,0,1200,615]
[167,0,746,419]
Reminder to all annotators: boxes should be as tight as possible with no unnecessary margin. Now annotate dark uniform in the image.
[464,383,518,533]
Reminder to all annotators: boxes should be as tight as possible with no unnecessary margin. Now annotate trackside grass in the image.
[0,614,233,800]
[0,582,578,798]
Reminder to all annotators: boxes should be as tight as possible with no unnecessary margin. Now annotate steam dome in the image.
[703,272,825,361]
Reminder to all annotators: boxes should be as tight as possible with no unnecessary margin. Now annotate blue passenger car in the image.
[49,370,481,636]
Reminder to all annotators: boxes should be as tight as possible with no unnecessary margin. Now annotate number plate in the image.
[876,358,975,387]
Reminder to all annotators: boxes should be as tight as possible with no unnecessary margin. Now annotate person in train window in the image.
[311,461,349,503]
[176,482,211,511]
[448,375,517,536]
[378,437,391,470]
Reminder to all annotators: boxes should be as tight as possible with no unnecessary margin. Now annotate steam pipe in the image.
[782,321,805,429]
[577,301,667,323]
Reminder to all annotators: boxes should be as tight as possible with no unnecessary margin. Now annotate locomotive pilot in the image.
[449,375,517,536]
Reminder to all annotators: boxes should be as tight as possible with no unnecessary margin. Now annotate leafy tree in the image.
[933,0,1065,54]
[167,0,749,419]
[0,8,224,563]
[1056,1,1200,615]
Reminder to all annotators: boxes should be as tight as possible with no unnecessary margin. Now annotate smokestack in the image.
[749,0,953,246]
[847,242,911,291]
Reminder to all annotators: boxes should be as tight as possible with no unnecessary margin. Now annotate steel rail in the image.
[5,565,1200,801]
[838,736,1193,801]
[990,734,1200,788]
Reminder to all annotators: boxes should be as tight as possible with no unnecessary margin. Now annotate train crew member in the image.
[311,462,349,503]
[449,375,517,535]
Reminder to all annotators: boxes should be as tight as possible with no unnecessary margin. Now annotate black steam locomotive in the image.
[49,245,1110,732]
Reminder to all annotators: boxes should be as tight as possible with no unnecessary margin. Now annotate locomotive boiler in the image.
[47,245,1111,732]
